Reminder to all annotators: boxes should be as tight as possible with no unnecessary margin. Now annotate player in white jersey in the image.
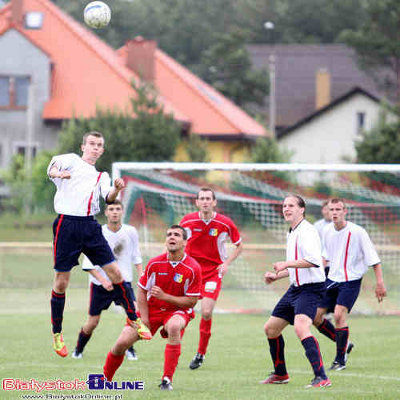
[47,131,151,358]
[314,200,332,277]
[260,195,331,388]
[313,198,386,371]
[71,200,143,360]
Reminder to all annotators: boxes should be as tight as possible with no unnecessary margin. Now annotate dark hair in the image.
[82,131,104,145]
[169,224,187,240]
[196,187,216,200]
[322,199,330,207]
[329,197,347,208]
[105,199,123,209]
[284,194,306,216]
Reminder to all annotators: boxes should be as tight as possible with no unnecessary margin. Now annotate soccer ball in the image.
[84,1,111,29]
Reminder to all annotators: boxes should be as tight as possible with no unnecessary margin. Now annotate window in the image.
[0,76,30,109]
[25,12,44,29]
[13,142,38,159]
[357,111,366,134]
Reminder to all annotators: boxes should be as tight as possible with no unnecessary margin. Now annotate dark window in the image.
[16,145,37,158]
[0,76,30,109]
[357,112,365,134]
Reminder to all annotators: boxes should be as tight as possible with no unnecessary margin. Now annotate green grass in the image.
[0,288,399,400]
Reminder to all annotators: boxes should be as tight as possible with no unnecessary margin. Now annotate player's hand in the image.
[114,178,125,191]
[217,263,228,277]
[375,282,387,302]
[102,281,113,291]
[264,271,277,284]
[273,261,287,273]
[150,285,166,300]
[59,171,71,179]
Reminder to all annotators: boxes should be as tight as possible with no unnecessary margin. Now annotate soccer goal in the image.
[113,162,400,315]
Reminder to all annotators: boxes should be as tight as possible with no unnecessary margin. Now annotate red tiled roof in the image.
[0,0,267,138]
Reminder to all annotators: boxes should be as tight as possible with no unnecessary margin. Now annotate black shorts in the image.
[320,278,362,313]
[272,282,325,325]
[89,282,136,316]
[53,215,115,272]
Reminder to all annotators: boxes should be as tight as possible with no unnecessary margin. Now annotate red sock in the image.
[197,318,212,355]
[163,344,181,382]
[103,351,124,381]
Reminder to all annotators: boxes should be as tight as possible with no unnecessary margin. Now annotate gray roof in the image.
[247,44,393,130]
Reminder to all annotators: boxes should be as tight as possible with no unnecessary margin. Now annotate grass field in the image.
[0,288,399,400]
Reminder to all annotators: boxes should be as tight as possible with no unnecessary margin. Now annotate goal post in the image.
[113,162,400,315]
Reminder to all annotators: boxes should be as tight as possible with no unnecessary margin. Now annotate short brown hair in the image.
[328,197,347,208]
[196,187,216,200]
[82,131,104,145]
[105,199,123,209]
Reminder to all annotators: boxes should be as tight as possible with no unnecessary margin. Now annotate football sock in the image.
[335,327,349,364]
[317,318,336,342]
[51,290,65,334]
[113,281,137,321]
[197,318,212,355]
[127,346,134,353]
[163,344,181,382]
[103,351,124,381]
[301,336,327,379]
[268,335,287,376]
[76,328,92,353]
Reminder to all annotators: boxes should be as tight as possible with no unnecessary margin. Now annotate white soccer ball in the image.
[84,1,111,29]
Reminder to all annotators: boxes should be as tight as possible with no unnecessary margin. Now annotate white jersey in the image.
[286,219,325,286]
[82,224,142,285]
[47,153,112,216]
[323,221,380,282]
[314,218,332,239]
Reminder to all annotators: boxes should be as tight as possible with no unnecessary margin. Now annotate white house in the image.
[278,87,391,164]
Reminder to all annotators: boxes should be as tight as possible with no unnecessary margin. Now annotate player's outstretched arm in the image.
[372,263,387,302]
[48,165,71,179]
[106,178,125,203]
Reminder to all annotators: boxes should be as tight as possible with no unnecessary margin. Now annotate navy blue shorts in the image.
[272,282,325,325]
[320,278,362,313]
[89,282,136,316]
[53,215,115,272]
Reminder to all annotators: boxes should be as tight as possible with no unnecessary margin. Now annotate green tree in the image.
[249,137,291,163]
[184,135,209,162]
[340,0,400,102]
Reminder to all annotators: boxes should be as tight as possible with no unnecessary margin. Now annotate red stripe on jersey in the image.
[87,172,102,216]
[53,214,64,265]
[295,238,300,286]
[343,232,351,281]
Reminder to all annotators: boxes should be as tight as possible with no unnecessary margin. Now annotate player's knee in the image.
[202,310,213,320]
[264,321,279,337]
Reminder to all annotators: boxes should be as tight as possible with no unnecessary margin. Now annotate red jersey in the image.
[138,253,202,312]
[180,212,242,272]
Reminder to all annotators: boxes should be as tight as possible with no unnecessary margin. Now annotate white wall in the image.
[279,94,387,164]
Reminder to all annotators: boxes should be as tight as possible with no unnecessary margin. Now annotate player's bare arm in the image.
[372,263,387,302]
[217,241,243,276]
[264,269,289,284]
[87,269,113,291]
[48,165,71,179]
[106,178,125,203]
[135,263,144,277]
[150,285,198,309]
[273,259,316,273]
[136,287,150,328]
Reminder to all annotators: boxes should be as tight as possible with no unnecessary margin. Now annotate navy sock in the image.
[317,319,336,342]
[301,336,327,379]
[268,335,287,376]
[51,290,65,334]
[113,281,137,321]
[76,328,92,353]
[335,327,349,363]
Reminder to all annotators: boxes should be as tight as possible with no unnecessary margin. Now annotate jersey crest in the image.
[174,273,183,283]
[209,228,218,236]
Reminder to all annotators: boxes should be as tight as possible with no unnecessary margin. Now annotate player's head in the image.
[328,197,347,225]
[166,225,187,253]
[105,200,123,224]
[81,131,104,164]
[282,194,306,226]
[321,199,331,221]
[195,187,217,214]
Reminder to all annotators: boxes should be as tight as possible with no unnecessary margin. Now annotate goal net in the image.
[113,162,400,315]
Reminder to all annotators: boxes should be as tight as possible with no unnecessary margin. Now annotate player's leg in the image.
[72,315,101,358]
[160,314,188,390]
[103,325,139,381]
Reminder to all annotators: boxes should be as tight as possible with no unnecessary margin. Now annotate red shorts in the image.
[201,270,223,301]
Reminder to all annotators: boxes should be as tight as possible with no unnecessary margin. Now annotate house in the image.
[278,87,388,164]
[247,44,394,133]
[0,0,268,169]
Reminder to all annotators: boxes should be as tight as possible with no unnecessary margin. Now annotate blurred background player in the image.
[314,199,332,277]
[103,225,202,391]
[180,188,243,370]
[72,200,143,361]
[313,198,386,371]
[261,195,331,388]
[47,131,151,357]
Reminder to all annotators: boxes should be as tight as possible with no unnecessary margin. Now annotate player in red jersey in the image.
[103,225,202,390]
[180,188,243,370]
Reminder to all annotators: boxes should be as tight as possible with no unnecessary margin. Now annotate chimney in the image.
[11,0,24,27]
[126,37,157,82]
[315,68,331,110]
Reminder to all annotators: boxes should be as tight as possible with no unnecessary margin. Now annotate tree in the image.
[340,0,400,102]
[184,135,209,162]
[249,137,291,163]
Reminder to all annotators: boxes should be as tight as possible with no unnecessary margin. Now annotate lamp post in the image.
[264,21,276,137]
